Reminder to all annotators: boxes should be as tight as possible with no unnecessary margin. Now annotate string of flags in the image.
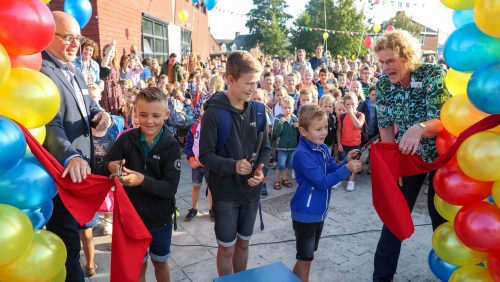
[213,6,365,36]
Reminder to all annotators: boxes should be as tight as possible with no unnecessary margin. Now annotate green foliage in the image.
[246,0,292,56]
[289,0,367,59]
[384,11,423,36]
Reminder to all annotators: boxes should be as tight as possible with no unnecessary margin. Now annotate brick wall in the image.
[422,34,438,53]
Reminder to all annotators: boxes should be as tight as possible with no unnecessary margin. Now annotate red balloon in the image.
[9,53,42,70]
[0,0,55,55]
[436,128,457,155]
[488,253,500,281]
[386,25,395,31]
[364,36,373,48]
[455,201,500,252]
[434,160,493,206]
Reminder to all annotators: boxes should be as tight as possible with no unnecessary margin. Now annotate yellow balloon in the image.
[0,230,67,281]
[432,222,486,266]
[449,265,494,282]
[28,126,46,144]
[445,68,472,96]
[178,9,188,23]
[440,0,475,10]
[322,32,329,41]
[50,266,66,282]
[457,131,500,181]
[42,0,51,3]
[434,194,462,222]
[492,181,500,209]
[373,23,381,33]
[0,204,33,267]
[0,68,60,129]
[474,0,500,38]
[440,95,490,136]
[0,43,10,87]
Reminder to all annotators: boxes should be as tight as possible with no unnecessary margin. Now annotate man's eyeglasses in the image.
[55,33,84,44]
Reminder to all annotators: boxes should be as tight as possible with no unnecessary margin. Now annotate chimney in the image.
[235,32,240,38]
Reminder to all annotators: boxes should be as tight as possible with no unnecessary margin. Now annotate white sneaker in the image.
[332,182,341,189]
[346,181,355,192]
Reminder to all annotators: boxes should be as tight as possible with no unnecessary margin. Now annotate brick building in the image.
[48,0,221,63]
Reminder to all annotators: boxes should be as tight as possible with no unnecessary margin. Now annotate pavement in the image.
[85,156,438,282]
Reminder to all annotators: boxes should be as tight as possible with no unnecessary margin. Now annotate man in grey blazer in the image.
[41,11,111,281]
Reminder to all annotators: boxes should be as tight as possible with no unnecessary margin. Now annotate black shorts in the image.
[293,220,324,261]
[213,198,259,247]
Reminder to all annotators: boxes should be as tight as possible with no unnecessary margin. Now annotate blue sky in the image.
[208,0,455,43]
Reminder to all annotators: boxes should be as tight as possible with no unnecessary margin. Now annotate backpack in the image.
[339,112,368,145]
[215,100,266,152]
[168,98,194,129]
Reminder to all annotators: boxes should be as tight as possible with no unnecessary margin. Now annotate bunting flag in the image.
[18,122,152,282]
[370,115,500,241]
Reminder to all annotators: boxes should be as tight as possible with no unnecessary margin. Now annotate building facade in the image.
[49,0,221,63]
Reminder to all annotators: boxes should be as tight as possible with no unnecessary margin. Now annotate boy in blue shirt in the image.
[291,104,362,282]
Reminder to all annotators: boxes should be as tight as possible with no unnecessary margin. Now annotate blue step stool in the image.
[213,262,301,282]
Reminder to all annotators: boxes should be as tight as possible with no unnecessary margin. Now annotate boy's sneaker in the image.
[184,208,198,221]
[346,181,355,192]
[260,183,268,198]
[332,182,342,189]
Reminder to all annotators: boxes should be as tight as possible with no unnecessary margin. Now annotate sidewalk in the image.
[85,158,437,282]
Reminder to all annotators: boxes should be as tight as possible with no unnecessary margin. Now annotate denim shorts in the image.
[277,150,294,171]
[338,144,361,161]
[192,167,209,186]
[213,198,259,247]
[293,220,324,261]
[144,223,173,263]
[79,213,99,229]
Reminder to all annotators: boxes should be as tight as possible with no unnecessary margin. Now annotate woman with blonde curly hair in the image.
[372,30,451,282]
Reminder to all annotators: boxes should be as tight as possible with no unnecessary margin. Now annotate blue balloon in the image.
[488,195,496,205]
[467,62,500,114]
[428,249,459,281]
[443,23,500,72]
[0,153,57,209]
[204,0,217,10]
[0,116,26,175]
[452,9,474,28]
[64,0,92,28]
[22,200,53,229]
[193,0,198,3]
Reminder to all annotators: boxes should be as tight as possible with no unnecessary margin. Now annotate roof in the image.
[216,34,255,52]
[411,19,438,33]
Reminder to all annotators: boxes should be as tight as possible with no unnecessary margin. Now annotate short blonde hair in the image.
[319,94,335,107]
[280,95,295,108]
[209,75,225,94]
[298,104,326,130]
[373,29,422,72]
[226,51,262,80]
[343,92,359,105]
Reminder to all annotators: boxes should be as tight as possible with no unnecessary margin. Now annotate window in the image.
[221,44,226,53]
[181,29,192,57]
[142,15,169,63]
[419,35,425,45]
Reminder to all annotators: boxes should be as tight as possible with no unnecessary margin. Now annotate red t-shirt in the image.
[340,112,365,146]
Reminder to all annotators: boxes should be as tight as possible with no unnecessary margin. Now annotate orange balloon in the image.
[8,53,42,70]
[440,95,489,136]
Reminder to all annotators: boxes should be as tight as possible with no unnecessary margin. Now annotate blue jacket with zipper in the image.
[291,136,351,223]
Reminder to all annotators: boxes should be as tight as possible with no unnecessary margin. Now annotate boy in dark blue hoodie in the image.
[290,104,362,282]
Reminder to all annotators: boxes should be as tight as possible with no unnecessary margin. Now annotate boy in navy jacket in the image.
[290,104,362,282]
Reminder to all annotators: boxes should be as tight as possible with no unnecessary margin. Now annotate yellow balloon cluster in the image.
[0,230,67,281]
[0,68,60,129]
[0,43,11,87]
[492,181,500,209]
[449,265,494,282]
[457,131,500,182]
[474,0,500,38]
[0,205,33,267]
[445,69,472,96]
[28,126,46,145]
[432,222,487,266]
[440,0,476,10]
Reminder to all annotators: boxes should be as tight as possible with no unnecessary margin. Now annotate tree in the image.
[385,11,423,36]
[289,0,367,59]
[246,0,292,56]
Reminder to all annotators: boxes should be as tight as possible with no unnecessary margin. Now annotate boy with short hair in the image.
[199,51,271,276]
[291,104,362,282]
[272,95,298,190]
[285,73,300,108]
[106,87,181,282]
[336,93,365,191]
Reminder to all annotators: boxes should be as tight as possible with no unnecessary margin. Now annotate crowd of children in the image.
[75,40,389,280]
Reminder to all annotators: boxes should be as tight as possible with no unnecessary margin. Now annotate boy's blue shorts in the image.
[144,223,173,263]
[192,167,209,186]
